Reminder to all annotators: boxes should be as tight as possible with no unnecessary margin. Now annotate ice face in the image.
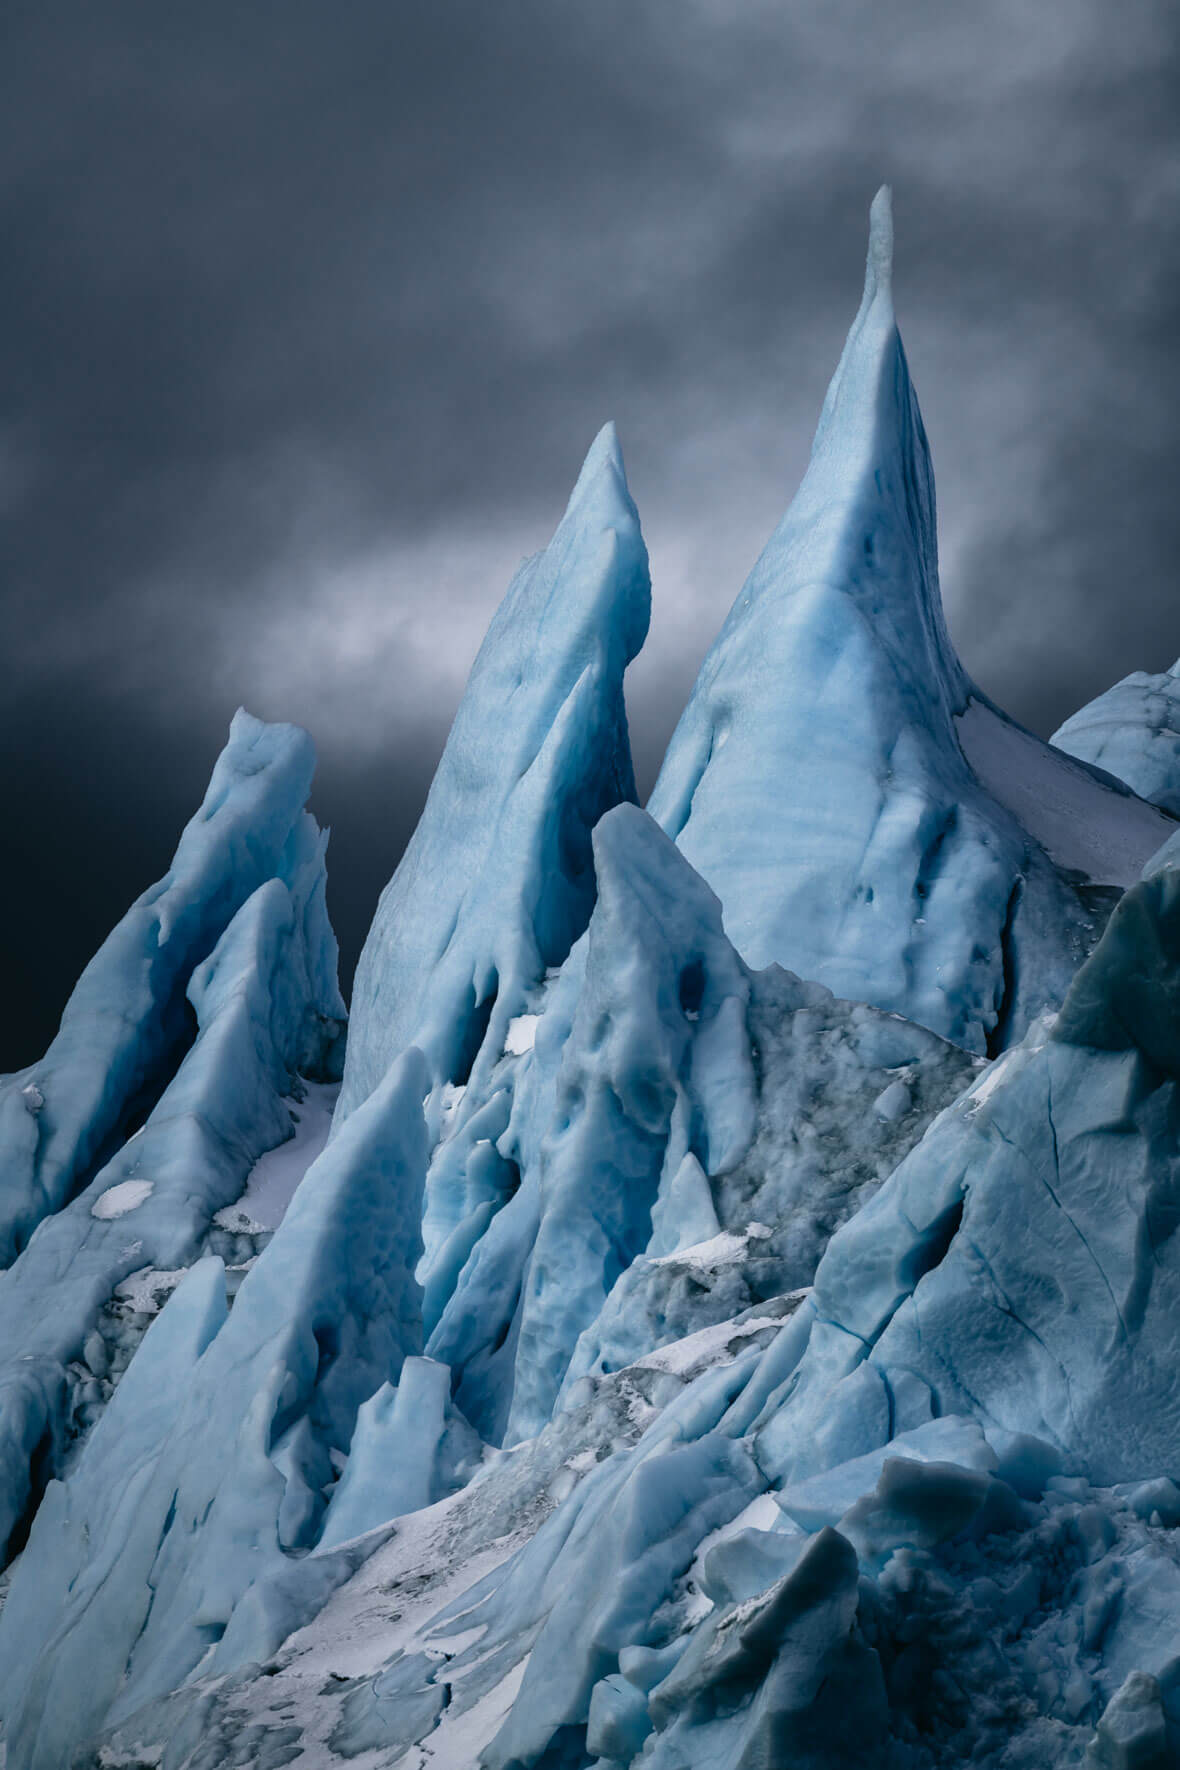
[0,710,339,1265]
[1054,657,1180,817]
[337,422,650,1128]
[647,189,1171,1055]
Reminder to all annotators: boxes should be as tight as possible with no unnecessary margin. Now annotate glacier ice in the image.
[647,188,1172,1056]
[1054,656,1180,817]
[11,189,1180,1770]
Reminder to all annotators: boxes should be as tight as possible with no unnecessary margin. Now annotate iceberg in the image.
[1054,656,1180,817]
[0,843,344,1563]
[426,803,973,1445]
[648,188,1172,1055]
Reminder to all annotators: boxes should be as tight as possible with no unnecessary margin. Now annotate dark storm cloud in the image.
[3,0,1179,1065]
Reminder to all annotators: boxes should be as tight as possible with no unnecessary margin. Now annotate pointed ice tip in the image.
[865,184,893,297]
[566,421,627,513]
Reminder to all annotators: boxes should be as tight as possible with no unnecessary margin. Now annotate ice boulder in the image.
[338,422,650,1131]
[648,188,1172,1055]
[0,711,337,1264]
[1054,657,1180,817]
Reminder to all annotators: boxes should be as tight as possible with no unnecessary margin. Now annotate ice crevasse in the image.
[6,187,1180,1770]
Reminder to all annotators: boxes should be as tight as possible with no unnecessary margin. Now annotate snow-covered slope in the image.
[648,188,1173,1056]
[9,193,1180,1770]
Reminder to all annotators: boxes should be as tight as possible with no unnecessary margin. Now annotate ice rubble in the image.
[648,188,1172,1057]
[1053,657,1180,818]
[9,191,1180,1770]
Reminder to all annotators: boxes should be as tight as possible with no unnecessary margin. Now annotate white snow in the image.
[213,1081,338,1235]
[956,699,1174,886]
[91,1179,154,1220]
[503,1014,539,1056]
[112,1266,187,1314]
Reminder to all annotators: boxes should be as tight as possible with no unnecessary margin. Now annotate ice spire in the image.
[337,423,650,1120]
[647,189,1168,1053]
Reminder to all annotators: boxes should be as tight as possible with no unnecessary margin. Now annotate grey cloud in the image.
[2,0,1179,1064]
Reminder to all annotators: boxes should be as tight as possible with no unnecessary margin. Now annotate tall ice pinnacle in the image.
[648,188,1172,1053]
[338,422,651,1119]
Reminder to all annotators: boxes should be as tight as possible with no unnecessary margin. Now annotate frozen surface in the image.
[956,698,1172,886]
[646,190,1147,1055]
[89,1177,154,1219]
[1054,656,1180,817]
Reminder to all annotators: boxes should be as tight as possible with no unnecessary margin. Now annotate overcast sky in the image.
[3,0,1179,1067]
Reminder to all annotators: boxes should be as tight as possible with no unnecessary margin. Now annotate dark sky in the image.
[3,1,1179,1070]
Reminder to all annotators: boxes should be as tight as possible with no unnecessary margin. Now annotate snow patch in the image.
[91,1179,153,1220]
[212,1080,338,1234]
[503,1014,539,1056]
